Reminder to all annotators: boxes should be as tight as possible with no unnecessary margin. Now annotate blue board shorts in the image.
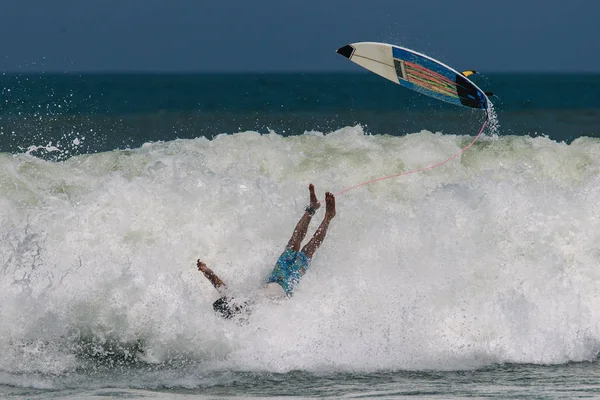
[267,248,311,296]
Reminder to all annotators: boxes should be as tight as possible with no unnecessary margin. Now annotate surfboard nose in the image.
[336,45,354,59]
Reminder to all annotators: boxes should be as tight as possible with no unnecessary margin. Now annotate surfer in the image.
[197,184,336,319]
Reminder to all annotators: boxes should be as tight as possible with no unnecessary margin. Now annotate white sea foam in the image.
[2,126,600,381]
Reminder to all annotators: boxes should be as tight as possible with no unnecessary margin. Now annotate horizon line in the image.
[2,69,600,75]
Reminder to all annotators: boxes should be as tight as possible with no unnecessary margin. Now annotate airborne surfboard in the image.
[336,42,490,111]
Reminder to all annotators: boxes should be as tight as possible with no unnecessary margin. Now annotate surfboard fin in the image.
[461,70,477,77]
[485,92,495,97]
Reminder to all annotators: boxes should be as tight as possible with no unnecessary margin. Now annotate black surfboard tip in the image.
[336,44,354,59]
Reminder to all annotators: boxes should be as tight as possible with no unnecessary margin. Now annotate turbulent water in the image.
[2,73,600,398]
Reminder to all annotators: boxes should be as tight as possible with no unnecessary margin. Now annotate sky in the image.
[0,0,599,73]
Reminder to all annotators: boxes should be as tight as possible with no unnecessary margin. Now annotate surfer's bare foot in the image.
[324,192,336,220]
[309,183,321,211]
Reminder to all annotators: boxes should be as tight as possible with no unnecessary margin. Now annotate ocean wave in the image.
[2,127,600,385]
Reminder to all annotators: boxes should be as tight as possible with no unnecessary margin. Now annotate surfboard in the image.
[336,42,489,110]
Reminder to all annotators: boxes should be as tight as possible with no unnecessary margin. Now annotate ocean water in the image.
[2,73,600,399]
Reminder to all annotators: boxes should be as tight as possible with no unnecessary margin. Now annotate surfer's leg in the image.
[301,192,336,259]
[286,184,321,251]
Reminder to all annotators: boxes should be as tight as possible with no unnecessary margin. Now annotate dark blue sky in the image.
[1,0,599,72]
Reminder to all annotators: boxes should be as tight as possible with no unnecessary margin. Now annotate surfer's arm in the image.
[197,260,226,290]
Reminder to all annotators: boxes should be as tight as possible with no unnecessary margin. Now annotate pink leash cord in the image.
[334,116,489,197]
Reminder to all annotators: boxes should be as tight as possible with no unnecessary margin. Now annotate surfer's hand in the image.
[197,260,226,290]
[197,260,209,273]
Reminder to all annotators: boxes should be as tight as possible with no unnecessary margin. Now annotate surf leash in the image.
[334,113,489,197]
